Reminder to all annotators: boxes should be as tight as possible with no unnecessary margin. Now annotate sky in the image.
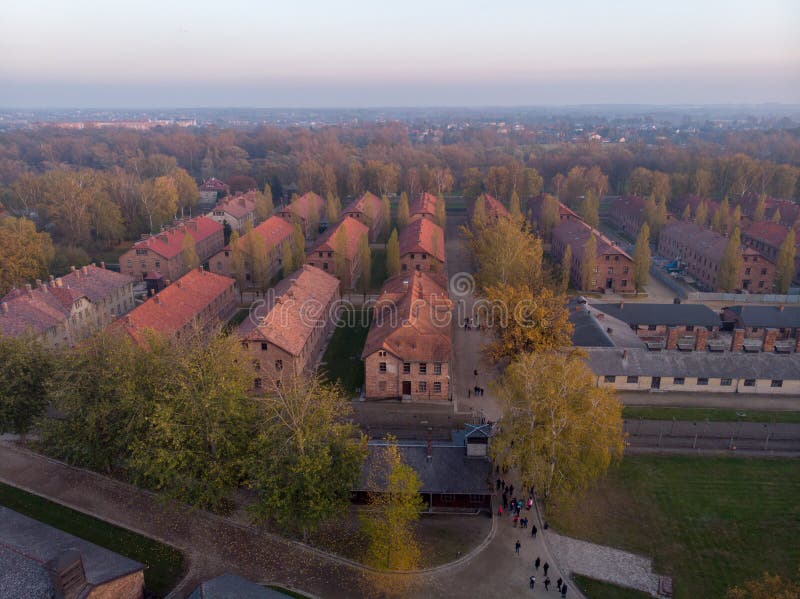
[2,0,799,108]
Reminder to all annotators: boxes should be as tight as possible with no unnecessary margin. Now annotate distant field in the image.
[573,575,653,599]
[549,456,800,599]
[0,482,185,597]
[623,406,800,424]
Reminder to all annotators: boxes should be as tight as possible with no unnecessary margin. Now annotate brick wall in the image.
[364,353,450,400]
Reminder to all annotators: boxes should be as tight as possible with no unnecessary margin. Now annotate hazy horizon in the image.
[3,0,799,108]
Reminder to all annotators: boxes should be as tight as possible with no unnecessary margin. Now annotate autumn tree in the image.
[559,244,572,292]
[140,175,179,232]
[397,192,410,229]
[0,217,54,295]
[537,193,561,240]
[753,194,766,222]
[509,190,521,218]
[358,233,372,293]
[490,351,624,507]
[360,436,424,572]
[718,227,742,292]
[681,204,691,221]
[726,570,800,599]
[775,229,796,294]
[255,185,274,221]
[463,214,543,290]
[579,190,599,228]
[380,195,391,239]
[772,208,782,224]
[581,234,597,291]
[130,332,257,511]
[291,223,305,271]
[471,194,487,228]
[481,284,573,363]
[281,240,294,277]
[434,193,446,227]
[169,168,199,213]
[694,200,708,227]
[633,223,651,293]
[248,233,270,292]
[0,335,54,435]
[181,234,200,270]
[386,228,400,278]
[228,230,246,290]
[249,374,366,539]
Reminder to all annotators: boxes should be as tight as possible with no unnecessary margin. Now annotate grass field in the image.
[549,456,800,599]
[623,406,800,423]
[320,308,371,393]
[573,575,653,599]
[0,482,185,597]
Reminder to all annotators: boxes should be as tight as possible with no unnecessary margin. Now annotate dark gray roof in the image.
[585,347,800,379]
[724,305,800,329]
[0,506,143,598]
[591,303,721,327]
[570,304,615,347]
[359,443,492,495]
[188,573,291,599]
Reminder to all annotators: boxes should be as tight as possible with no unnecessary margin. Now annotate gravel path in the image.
[547,532,664,597]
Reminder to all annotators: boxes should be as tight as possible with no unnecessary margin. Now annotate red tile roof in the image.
[743,222,796,249]
[227,215,294,254]
[661,221,774,264]
[279,192,325,223]
[1,265,134,338]
[308,217,369,261]
[343,191,382,220]
[481,194,509,218]
[238,265,339,356]
[398,218,446,263]
[553,220,632,261]
[212,191,258,219]
[117,268,235,344]
[129,216,223,260]
[608,195,646,218]
[200,177,229,192]
[362,271,453,362]
[410,192,438,218]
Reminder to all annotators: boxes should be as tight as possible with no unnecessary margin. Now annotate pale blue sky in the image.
[1,0,798,107]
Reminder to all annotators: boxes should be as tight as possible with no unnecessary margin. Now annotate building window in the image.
[155,261,161,268]
[686,325,694,332]
[771,379,783,388]
[328,252,333,258]
[697,377,709,385]
[252,360,260,371]
[419,381,427,392]
[261,342,268,350]
[604,375,616,383]
[403,363,411,374]
[275,359,283,370]
[744,379,756,387]
[379,362,387,373]
[721,378,732,386]
[136,249,147,256]
[626,376,638,384]
[647,324,657,331]
[322,263,328,270]
[419,363,427,374]
[378,350,386,357]
[608,267,614,274]
[434,362,442,375]
[621,280,627,287]
[761,269,767,275]
[673,377,685,385]
[433,381,442,393]
[318,251,323,257]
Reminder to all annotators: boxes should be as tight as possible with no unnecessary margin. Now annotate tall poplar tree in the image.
[633,223,651,293]
[386,228,400,278]
[718,227,742,292]
[775,229,796,294]
[397,193,410,229]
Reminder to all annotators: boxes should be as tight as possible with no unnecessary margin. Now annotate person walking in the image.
[497,505,503,517]
[543,562,549,576]
[531,524,538,537]
[529,575,536,590]
[557,578,563,592]
[534,557,540,570]
[561,583,568,597]
[544,578,551,591]
[515,540,521,555]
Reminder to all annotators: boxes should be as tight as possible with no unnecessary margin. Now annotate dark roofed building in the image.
[188,573,292,599]
[569,303,615,348]
[586,347,800,395]
[0,506,145,599]
[722,305,800,347]
[355,439,493,512]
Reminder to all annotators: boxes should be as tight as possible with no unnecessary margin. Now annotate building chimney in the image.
[70,266,76,272]
[731,328,745,352]
[763,328,778,353]
[55,277,63,288]
[49,275,55,282]
[81,266,88,275]
[100,261,106,269]
[149,289,155,296]
[694,327,708,351]
[666,327,679,350]
[45,550,88,599]
[35,279,43,288]
[1,302,8,314]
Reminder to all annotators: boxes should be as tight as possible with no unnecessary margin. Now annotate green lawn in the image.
[320,308,371,394]
[573,575,653,599]
[0,482,185,597]
[623,406,800,424]
[549,457,800,599]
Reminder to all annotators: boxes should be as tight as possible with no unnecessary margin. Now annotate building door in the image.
[402,381,411,395]
[606,278,614,289]
[651,376,661,389]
